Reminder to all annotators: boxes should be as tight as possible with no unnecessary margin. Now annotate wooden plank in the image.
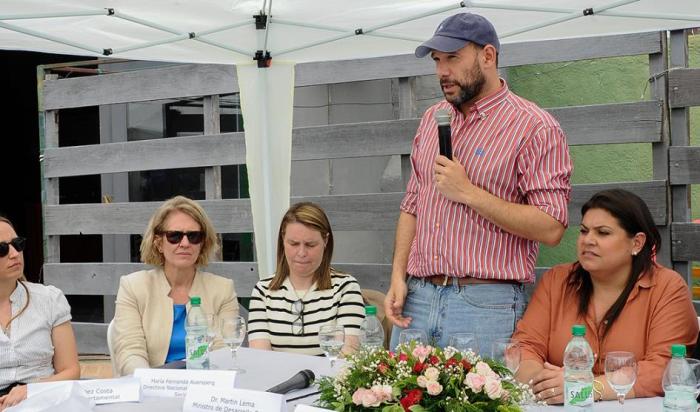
[45,262,390,297]
[73,322,109,355]
[295,32,661,85]
[203,95,223,201]
[669,30,691,282]
[43,100,661,179]
[41,33,661,111]
[649,36,671,267]
[669,68,700,108]
[41,109,60,263]
[549,101,661,146]
[42,64,239,110]
[669,147,700,185]
[45,199,253,235]
[44,262,259,297]
[671,223,700,261]
[43,133,246,178]
[568,181,667,227]
[44,193,403,235]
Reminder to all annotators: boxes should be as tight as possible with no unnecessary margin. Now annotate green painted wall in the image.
[506,33,699,267]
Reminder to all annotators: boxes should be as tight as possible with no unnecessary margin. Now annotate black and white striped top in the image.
[247,271,365,356]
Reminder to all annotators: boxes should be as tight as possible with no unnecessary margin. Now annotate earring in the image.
[632,251,638,256]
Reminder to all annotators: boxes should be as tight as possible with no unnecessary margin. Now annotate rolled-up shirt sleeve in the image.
[518,124,572,227]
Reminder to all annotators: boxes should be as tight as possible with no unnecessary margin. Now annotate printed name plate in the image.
[294,405,334,412]
[28,378,141,404]
[183,387,286,412]
[134,368,236,398]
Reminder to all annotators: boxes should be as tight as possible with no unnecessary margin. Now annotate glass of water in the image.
[449,332,479,354]
[319,323,345,368]
[605,351,637,408]
[220,315,247,373]
[398,328,428,349]
[492,338,521,374]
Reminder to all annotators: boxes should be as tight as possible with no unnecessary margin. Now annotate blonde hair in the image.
[269,202,335,291]
[139,196,219,267]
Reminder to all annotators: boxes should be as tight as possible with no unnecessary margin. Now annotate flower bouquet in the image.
[317,342,537,412]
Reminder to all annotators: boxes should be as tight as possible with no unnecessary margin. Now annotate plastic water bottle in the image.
[662,344,697,411]
[563,324,594,411]
[185,296,209,369]
[359,305,384,350]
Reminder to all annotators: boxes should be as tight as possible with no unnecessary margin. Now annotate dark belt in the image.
[418,274,520,287]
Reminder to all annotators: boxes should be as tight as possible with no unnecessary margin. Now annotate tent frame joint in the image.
[254,50,272,68]
[254,12,268,30]
[106,8,115,16]
[583,7,594,16]
[103,48,113,56]
[355,28,363,35]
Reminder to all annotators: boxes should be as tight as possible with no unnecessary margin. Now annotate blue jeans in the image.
[389,276,527,356]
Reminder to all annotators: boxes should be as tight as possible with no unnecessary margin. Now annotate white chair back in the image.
[107,319,118,377]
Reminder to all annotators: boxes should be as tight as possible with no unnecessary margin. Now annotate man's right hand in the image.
[384,279,412,328]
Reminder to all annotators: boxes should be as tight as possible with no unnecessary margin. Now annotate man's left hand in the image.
[434,155,473,204]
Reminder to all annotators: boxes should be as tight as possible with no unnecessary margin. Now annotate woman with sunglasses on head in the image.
[512,189,698,404]
[112,196,238,376]
[248,202,365,356]
[0,217,80,410]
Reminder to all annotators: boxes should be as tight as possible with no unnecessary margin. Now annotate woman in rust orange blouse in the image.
[513,189,697,404]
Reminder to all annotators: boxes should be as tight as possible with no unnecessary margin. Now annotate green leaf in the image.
[409,405,427,412]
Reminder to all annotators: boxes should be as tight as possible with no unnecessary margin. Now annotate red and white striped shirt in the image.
[401,81,572,283]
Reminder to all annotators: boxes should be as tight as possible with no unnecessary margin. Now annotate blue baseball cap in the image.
[415,13,500,58]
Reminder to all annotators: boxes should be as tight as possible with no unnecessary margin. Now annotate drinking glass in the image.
[491,338,520,374]
[204,313,219,350]
[220,315,247,373]
[398,328,428,348]
[319,324,345,368]
[604,351,637,408]
[448,332,479,354]
[686,358,700,398]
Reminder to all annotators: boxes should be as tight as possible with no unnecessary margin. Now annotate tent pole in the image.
[0,21,104,54]
[0,10,106,20]
[500,0,639,39]
[276,2,461,57]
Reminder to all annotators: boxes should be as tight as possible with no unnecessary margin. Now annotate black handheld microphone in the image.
[266,369,315,394]
[435,109,452,159]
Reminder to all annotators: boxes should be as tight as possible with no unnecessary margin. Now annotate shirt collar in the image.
[9,281,25,308]
[449,78,509,120]
[627,265,657,302]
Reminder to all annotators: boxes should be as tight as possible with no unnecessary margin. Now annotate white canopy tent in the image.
[2,0,699,276]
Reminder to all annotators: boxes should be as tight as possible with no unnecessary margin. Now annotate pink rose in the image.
[351,388,382,407]
[424,366,440,381]
[371,385,393,403]
[484,376,503,400]
[416,375,428,388]
[475,361,498,379]
[426,380,443,396]
[412,345,433,362]
[464,372,485,392]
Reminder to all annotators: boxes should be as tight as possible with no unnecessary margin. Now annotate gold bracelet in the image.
[592,378,604,402]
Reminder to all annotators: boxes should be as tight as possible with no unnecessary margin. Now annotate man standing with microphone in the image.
[384,13,572,353]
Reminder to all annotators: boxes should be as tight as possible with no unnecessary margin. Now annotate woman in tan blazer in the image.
[112,196,238,376]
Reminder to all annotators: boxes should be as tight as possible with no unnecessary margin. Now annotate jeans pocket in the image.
[458,284,517,310]
[406,276,423,293]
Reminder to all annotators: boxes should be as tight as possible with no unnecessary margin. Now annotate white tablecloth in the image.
[95,347,339,411]
[94,348,664,411]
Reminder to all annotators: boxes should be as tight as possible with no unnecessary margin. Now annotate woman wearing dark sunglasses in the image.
[112,196,238,376]
[248,202,365,356]
[0,217,80,410]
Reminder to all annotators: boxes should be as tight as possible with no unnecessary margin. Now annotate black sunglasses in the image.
[291,299,305,336]
[160,231,204,245]
[0,237,26,258]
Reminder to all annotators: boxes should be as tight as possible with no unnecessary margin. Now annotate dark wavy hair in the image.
[566,189,660,337]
